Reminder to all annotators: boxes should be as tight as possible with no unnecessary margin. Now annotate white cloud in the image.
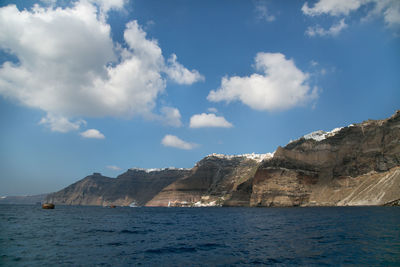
[303,0,400,32]
[381,1,400,27]
[359,1,400,29]
[80,129,105,139]
[189,113,233,128]
[255,1,275,22]
[39,114,86,133]
[160,106,182,127]
[165,54,205,85]
[0,1,203,133]
[207,107,218,113]
[207,52,318,111]
[306,19,348,37]
[161,134,197,150]
[41,0,126,12]
[106,165,122,171]
[302,0,364,16]
[90,0,126,13]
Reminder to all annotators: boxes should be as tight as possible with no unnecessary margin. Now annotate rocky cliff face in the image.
[146,155,267,207]
[46,169,189,206]
[47,111,400,207]
[248,110,400,206]
[148,111,400,207]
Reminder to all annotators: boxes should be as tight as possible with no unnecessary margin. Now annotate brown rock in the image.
[146,156,260,207]
[248,111,400,206]
[46,111,400,207]
[46,169,189,206]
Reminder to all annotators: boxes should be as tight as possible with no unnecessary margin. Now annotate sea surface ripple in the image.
[1,205,399,266]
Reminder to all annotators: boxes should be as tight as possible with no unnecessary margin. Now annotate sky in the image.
[0,0,399,196]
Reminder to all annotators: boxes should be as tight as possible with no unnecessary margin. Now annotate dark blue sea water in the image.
[1,205,399,266]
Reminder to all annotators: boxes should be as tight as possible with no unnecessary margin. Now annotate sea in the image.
[1,205,399,266]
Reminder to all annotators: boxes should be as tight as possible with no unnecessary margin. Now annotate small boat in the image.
[42,203,55,209]
[109,205,116,208]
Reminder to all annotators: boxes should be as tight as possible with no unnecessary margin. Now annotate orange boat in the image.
[42,203,55,209]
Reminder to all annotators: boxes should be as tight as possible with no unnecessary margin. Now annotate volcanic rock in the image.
[46,169,189,206]
[45,111,400,207]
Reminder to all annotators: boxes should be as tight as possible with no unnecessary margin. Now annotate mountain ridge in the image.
[46,111,400,207]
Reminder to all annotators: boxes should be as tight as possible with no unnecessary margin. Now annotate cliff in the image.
[46,169,189,206]
[146,154,269,207]
[47,111,400,207]
[148,111,400,207]
[245,110,400,206]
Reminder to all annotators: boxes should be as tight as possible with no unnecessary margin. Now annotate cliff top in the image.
[205,152,274,162]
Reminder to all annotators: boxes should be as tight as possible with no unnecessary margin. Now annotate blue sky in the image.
[0,0,399,196]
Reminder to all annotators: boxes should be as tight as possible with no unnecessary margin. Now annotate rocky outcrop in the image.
[384,198,400,206]
[46,111,400,207]
[247,110,400,206]
[46,169,189,206]
[146,155,265,207]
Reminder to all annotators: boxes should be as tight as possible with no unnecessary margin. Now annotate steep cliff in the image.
[146,154,270,207]
[248,110,400,206]
[46,111,400,207]
[148,111,400,207]
[46,169,189,206]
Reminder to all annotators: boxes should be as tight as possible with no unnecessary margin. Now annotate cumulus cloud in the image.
[80,129,105,139]
[42,0,126,12]
[370,0,400,28]
[207,52,318,111]
[160,106,182,127]
[0,1,203,133]
[90,0,126,13]
[106,165,122,171]
[165,54,205,85]
[255,1,275,22]
[189,113,233,128]
[302,0,363,16]
[303,0,400,33]
[306,19,348,37]
[39,114,86,133]
[161,135,197,150]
